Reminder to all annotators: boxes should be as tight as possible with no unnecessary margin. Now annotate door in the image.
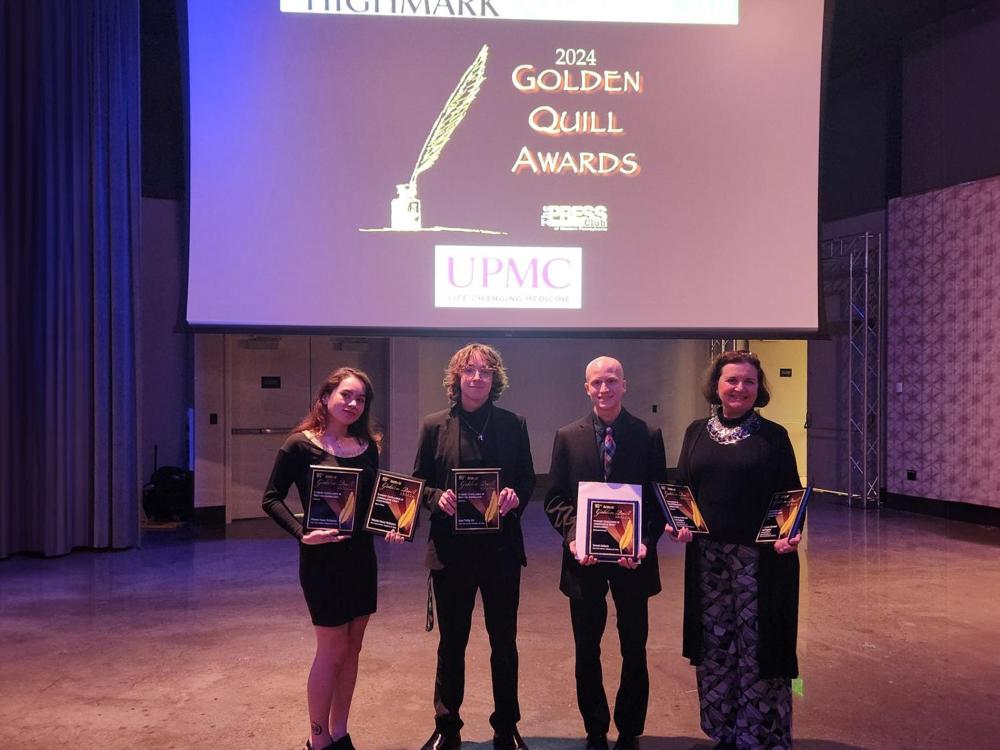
[226,335,312,520]
[224,335,391,521]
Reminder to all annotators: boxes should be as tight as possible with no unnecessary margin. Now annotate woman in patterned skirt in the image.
[671,351,803,750]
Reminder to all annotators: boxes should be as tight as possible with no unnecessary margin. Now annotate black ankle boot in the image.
[420,730,461,750]
[493,728,528,750]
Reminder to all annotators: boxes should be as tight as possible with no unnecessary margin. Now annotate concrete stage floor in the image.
[2,498,999,750]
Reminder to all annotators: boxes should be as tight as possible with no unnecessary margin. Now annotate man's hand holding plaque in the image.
[574,481,643,565]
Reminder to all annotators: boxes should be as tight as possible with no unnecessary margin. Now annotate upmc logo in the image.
[435,245,582,309]
[540,205,608,232]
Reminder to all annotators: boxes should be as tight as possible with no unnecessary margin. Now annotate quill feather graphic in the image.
[409,44,489,186]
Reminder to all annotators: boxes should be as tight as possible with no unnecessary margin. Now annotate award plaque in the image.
[575,482,642,562]
[653,482,710,535]
[304,465,363,533]
[756,486,812,543]
[452,468,501,533]
[364,470,425,541]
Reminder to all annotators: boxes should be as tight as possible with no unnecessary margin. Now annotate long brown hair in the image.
[702,350,771,408]
[293,367,375,443]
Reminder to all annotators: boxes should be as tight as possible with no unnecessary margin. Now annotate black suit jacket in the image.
[413,404,536,570]
[544,409,668,600]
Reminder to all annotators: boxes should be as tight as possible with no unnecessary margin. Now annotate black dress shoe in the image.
[585,733,609,750]
[420,730,462,750]
[493,728,528,750]
[330,734,357,750]
[612,736,637,750]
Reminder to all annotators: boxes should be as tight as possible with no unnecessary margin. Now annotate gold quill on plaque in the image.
[340,491,356,526]
[484,489,499,523]
[396,496,418,535]
[619,517,634,555]
[606,514,634,556]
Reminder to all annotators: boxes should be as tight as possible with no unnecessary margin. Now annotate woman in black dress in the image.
[263,367,401,750]
[670,351,802,750]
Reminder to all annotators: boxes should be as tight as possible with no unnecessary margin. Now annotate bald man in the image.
[543,357,668,750]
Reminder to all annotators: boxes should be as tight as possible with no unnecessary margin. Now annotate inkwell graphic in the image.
[360,44,505,235]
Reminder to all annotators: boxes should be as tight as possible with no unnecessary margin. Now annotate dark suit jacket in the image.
[413,404,536,570]
[544,408,668,600]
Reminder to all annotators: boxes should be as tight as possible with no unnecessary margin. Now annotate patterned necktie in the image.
[603,426,616,481]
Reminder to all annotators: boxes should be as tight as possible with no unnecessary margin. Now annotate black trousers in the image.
[569,580,651,738]
[431,559,522,736]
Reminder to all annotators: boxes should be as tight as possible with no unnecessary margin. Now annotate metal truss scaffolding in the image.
[820,233,884,509]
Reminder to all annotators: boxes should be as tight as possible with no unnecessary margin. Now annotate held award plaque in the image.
[653,482,710,535]
[364,470,425,541]
[452,468,501,533]
[755,486,812,543]
[304,465,363,533]
[575,481,642,562]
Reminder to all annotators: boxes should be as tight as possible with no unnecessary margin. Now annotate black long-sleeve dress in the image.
[262,432,379,627]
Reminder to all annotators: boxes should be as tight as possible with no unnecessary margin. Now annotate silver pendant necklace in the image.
[459,408,492,441]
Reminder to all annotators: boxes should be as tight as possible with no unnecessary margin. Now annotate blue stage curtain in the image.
[1,0,141,557]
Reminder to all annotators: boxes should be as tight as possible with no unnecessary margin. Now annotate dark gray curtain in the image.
[1,0,141,557]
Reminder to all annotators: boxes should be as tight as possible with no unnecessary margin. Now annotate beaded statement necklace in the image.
[706,409,760,445]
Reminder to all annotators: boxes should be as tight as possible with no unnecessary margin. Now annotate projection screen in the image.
[187,0,824,333]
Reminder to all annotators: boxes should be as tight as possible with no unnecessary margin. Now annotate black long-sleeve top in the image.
[262,431,377,552]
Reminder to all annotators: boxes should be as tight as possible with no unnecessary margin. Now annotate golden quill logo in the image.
[384,487,418,535]
[470,489,500,523]
[394,494,418,535]
[605,511,634,556]
[327,490,356,526]
[361,44,505,235]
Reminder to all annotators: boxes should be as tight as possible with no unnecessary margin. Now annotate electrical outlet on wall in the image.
[906,469,917,481]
